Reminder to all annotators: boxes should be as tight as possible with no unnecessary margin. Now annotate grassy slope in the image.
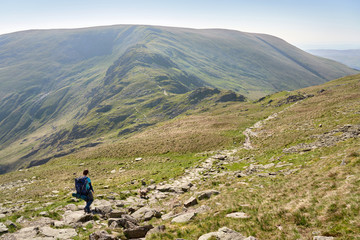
[0,74,359,239]
[0,25,358,173]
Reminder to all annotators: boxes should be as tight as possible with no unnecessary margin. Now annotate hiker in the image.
[82,169,94,213]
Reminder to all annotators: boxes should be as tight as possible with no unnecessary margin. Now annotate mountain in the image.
[307,49,360,70]
[0,74,359,239]
[0,25,358,173]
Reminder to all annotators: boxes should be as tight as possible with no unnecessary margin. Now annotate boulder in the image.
[184,197,198,208]
[131,207,161,221]
[196,190,220,200]
[63,210,94,225]
[89,230,119,240]
[171,212,196,223]
[124,225,153,239]
[95,205,113,216]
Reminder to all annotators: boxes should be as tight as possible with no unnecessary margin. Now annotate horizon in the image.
[1,0,359,50]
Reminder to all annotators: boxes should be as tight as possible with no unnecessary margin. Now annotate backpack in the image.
[75,176,89,195]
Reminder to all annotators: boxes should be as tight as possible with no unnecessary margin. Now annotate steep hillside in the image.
[0,25,358,173]
[308,49,360,70]
[0,74,359,240]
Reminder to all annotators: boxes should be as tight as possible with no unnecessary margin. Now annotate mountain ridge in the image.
[0,25,358,173]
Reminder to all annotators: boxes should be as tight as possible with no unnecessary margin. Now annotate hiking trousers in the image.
[85,191,94,211]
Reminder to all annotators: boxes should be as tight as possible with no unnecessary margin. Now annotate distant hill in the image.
[0,25,358,173]
[307,49,360,70]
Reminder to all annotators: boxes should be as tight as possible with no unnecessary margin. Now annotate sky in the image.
[1,0,359,49]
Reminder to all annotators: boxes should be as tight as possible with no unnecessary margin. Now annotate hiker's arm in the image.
[89,182,94,192]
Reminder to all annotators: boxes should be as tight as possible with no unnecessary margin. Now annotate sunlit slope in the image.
[0,25,357,173]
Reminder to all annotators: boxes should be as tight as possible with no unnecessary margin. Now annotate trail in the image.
[243,101,303,149]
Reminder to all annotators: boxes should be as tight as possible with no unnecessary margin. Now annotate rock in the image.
[124,224,153,239]
[0,222,8,233]
[89,230,119,240]
[313,237,335,240]
[108,217,137,229]
[39,211,48,216]
[157,184,176,192]
[39,226,77,239]
[184,197,198,208]
[95,205,113,216]
[132,207,161,221]
[196,190,220,200]
[198,227,254,240]
[0,214,6,218]
[146,225,166,237]
[51,220,66,228]
[63,210,94,225]
[135,157,143,161]
[64,204,78,211]
[15,216,25,224]
[52,190,59,194]
[171,212,196,223]
[194,205,211,214]
[161,211,179,221]
[226,212,250,219]
[1,226,38,239]
[106,210,126,219]
[110,169,116,174]
[214,155,227,160]
[180,182,193,192]
[5,220,17,229]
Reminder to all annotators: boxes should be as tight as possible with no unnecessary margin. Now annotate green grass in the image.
[0,74,360,239]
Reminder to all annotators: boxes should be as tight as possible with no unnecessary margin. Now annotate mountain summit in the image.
[0,25,358,173]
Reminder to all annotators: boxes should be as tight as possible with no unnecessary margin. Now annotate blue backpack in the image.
[75,176,89,195]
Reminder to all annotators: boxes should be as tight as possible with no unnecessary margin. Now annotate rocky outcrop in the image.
[284,124,360,153]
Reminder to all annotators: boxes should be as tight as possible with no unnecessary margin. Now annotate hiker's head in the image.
[83,169,89,176]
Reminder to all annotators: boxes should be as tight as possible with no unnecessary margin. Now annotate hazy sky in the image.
[1,0,359,49]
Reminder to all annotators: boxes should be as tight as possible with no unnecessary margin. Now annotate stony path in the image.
[243,101,303,149]
[1,103,305,240]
